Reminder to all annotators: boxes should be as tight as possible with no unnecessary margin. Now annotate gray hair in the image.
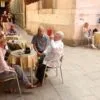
[56,31,64,38]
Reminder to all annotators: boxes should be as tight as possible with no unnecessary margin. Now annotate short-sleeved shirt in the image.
[31,34,49,53]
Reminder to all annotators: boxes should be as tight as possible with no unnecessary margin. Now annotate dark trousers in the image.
[36,54,46,83]
[36,64,46,83]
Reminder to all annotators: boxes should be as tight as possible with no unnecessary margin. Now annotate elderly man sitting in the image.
[0,33,34,92]
[34,31,64,87]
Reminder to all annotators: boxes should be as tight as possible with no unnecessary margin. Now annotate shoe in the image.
[36,82,42,87]
[25,83,36,89]
[33,81,39,85]
[34,81,42,87]
[91,44,96,49]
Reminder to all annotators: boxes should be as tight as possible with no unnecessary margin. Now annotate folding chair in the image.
[0,71,21,96]
[43,56,64,84]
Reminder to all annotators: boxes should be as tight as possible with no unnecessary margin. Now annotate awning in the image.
[24,0,40,5]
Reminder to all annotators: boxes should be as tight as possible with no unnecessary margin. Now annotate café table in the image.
[8,49,37,83]
[7,39,27,49]
[6,34,21,41]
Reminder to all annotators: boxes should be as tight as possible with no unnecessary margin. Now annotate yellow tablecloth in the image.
[6,35,21,41]
[94,32,100,47]
[8,49,37,70]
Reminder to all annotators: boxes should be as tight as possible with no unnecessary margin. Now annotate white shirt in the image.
[43,39,64,67]
[0,47,12,73]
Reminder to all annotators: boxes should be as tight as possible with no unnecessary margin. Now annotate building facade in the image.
[9,0,100,45]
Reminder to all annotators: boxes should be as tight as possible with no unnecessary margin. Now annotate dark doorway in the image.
[0,1,10,15]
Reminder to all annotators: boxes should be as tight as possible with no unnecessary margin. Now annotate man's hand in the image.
[37,52,42,56]
[49,34,54,40]
[9,67,15,72]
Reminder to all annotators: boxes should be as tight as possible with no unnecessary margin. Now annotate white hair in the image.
[56,31,64,38]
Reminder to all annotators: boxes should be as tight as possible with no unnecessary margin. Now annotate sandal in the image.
[33,81,42,87]
[25,84,36,89]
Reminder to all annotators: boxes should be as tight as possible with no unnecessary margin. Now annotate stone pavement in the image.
[1,27,100,100]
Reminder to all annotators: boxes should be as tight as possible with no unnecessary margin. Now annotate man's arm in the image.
[1,16,3,22]
[0,50,14,72]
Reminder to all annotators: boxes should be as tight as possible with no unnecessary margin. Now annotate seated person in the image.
[0,33,34,91]
[34,31,64,87]
[83,22,91,40]
[31,26,49,56]
[7,25,16,35]
[7,13,16,35]
[83,22,96,48]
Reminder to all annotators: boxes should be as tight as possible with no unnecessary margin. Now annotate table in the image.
[6,35,21,41]
[9,49,37,69]
[8,49,37,83]
[7,39,27,49]
[94,32,100,48]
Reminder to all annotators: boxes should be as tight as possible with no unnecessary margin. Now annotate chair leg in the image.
[15,73,22,96]
[42,66,47,84]
[88,39,90,47]
[56,67,58,76]
[30,67,33,84]
[59,65,64,84]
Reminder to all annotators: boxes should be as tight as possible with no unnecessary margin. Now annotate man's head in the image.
[37,26,45,36]
[83,22,89,28]
[3,10,7,15]
[54,31,64,41]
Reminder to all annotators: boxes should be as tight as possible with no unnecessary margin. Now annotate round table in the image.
[9,49,37,69]
[8,49,37,84]
[6,35,21,41]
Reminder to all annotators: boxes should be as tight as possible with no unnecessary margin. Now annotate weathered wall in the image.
[74,0,100,45]
[9,0,25,28]
[26,0,76,45]
[9,0,100,45]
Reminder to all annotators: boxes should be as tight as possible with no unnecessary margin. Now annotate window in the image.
[42,0,53,9]
[38,0,56,14]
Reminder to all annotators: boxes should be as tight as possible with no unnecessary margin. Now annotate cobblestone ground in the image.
[1,26,100,100]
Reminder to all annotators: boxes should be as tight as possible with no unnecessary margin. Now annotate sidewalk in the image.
[1,27,100,100]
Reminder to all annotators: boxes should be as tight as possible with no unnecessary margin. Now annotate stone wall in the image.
[10,0,100,46]
[26,0,76,46]
[9,0,25,28]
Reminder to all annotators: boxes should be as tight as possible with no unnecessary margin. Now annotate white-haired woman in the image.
[35,31,64,87]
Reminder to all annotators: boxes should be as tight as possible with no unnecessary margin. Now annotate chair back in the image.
[0,72,16,82]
